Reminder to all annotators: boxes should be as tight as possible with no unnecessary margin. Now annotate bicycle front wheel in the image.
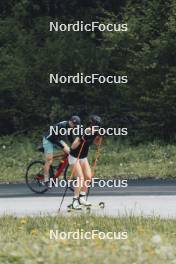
[25,160,50,194]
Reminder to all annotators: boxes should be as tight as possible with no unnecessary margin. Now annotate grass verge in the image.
[0,135,176,182]
[0,215,176,264]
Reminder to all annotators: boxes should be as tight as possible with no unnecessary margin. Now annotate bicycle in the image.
[25,150,74,194]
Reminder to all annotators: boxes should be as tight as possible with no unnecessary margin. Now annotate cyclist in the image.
[43,115,81,184]
[68,115,102,210]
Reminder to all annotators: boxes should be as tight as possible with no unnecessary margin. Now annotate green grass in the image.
[0,215,175,264]
[98,140,176,179]
[0,135,176,182]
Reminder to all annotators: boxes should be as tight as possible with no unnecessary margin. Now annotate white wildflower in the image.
[151,234,162,244]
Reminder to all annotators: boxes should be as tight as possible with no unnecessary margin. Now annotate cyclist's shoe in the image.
[71,198,82,210]
[45,181,50,188]
[42,175,50,187]
[79,196,92,206]
[44,175,49,182]
[40,181,50,188]
[41,180,50,187]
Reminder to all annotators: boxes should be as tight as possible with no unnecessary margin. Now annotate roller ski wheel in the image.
[67,204,91,214]
[86,202,105,211]
[99,202,105,209]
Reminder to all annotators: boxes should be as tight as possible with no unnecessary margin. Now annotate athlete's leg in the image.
[80,158,92,193]
[68,155,84,209]
[79,158,92,206]
[69,161,84,197]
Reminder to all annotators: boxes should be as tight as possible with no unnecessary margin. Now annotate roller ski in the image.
[67,198,91,213]
[79,194,105,210]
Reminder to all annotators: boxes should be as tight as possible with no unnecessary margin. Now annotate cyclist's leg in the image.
[43,154,53,182]
[43,137,54,182]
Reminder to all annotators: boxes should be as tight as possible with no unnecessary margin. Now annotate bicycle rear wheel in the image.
[25,160,53,194]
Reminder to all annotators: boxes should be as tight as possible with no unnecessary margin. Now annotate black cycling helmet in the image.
[70,115,81,125]
[89,115,102,126]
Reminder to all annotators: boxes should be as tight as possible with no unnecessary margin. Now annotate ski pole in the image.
[58,184,68,213]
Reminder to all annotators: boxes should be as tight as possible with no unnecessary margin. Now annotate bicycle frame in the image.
[52,153,68,178]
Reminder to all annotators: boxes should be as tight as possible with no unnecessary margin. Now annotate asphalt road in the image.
[0,195,176,218]
[0,179,175,198]
[0,179,175,218]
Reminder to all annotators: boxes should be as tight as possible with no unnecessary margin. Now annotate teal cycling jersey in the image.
[44,121,74,146]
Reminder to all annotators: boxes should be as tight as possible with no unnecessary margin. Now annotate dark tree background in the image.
[0,0,176,140]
